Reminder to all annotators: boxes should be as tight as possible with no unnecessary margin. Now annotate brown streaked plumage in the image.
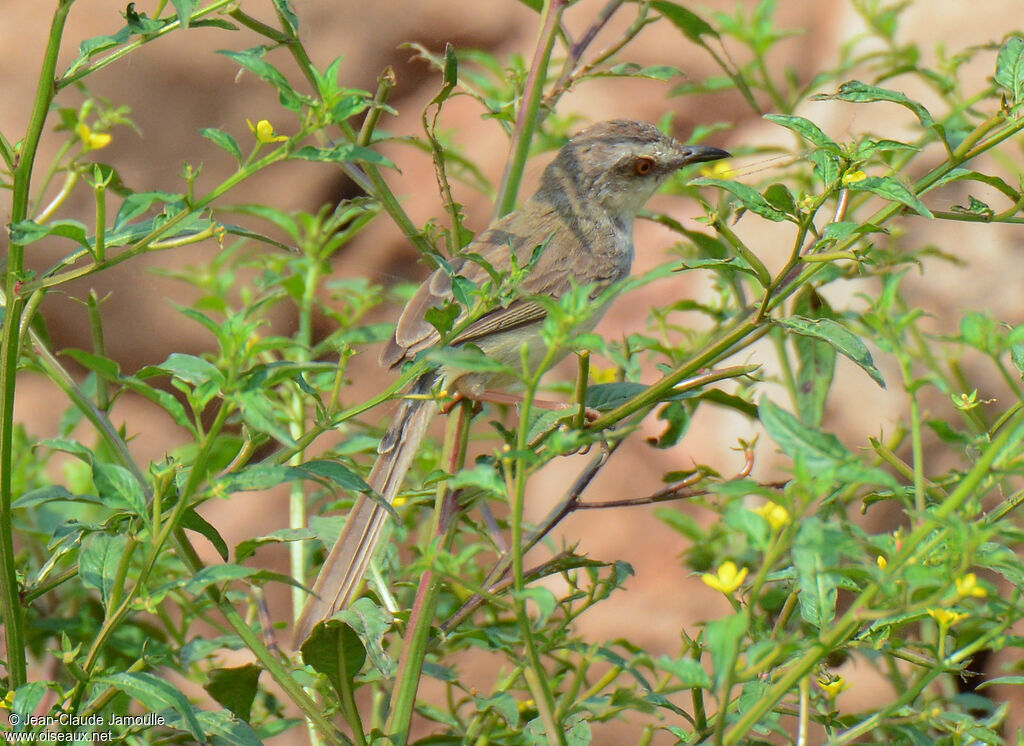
[294,120,729,643]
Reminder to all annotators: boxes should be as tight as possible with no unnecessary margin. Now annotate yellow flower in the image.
[0,690,14,710]
[753,500,789,530]
[247,118,288,144]
[393,496,407,507]
[877,555,887,570]
[75,122,112,151]
[817,675,849,697]
[955,573,987,598]
[928,608,967,627]
[701,561,748,595]
[700,159,732,179]
[589,366,618,384]
[841,169,867,185]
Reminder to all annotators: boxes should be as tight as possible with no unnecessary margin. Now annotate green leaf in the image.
[80,533,129,609]
[428,43,458,106]
[656,656,713,688]
[758,399,851,472]
[219,47,304,111]
[66,28,132,77]
[926,167,1020,200]
[93,462,147,517]
[689,178,788,221]
[9,219,89,247]
[602,63,687,81]
[332,598,395,677]
[292,143,396,169]
[299,459,372,493]
[791,290,836,426]
[182,508,229,561]
[650,400,690,448]
[651,1,717,41]
[951,194,995,218]
[184,564,260,595]
[235,528,317,562]
[121,375,193,430]
[846,175,933,218]
[331,94,370,124]
[158,352,225,387]
[995,37,1024,105]
[450,463,506,497]
[814,80,936,131]
[792,517,848,627]
[763,183,797,216]
[585,382,647,411]
[1011,342,1024,377]
[764,114,840,153]
[125,4,166,34]
[272,0,299,33]
[113,190,183,230]
[821,221,887,242]
[424,345,515,376]
[61,348,121,380]
[214,465,306,493]
[205,665,260,722]
[13,485,81,509]
[777,316,885,388]
[977,675,1024,690]
[36,438,95,464]
[93,672,204,742]
[170,0,195,28]
[233,390,298,447]
[163,709,262,745]
[706,610,747,689]
[201,128,243,164]
[300,620,368,701]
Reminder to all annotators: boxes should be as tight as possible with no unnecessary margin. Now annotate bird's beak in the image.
[672,145,731,168]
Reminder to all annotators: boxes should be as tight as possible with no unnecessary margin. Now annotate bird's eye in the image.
[634,156,655,175]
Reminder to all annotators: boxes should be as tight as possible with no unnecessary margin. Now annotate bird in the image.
[294,120,729,643]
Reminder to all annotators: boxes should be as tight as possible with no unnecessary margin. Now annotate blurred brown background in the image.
[4,1,1023,743]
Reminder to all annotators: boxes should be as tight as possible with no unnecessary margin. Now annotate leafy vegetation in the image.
[2,1,1023,744]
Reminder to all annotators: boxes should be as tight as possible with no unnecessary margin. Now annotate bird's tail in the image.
[294,373,439,643]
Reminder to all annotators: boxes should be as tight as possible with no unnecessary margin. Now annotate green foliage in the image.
[2,1,1024,745]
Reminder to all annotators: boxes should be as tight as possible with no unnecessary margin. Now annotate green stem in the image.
[0,0,74,689]
[511,345,567,746]
[494,0,566,218]
[57,0,236,88]
[385,401,471,744]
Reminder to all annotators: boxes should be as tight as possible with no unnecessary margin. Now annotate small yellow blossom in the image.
[700,159,732,179]
[0,690,14,710]
[75,122,112,151]
[841,169,868,185]
[247,118,288,144]
[589,366,619,384]
[952,389,994,411]
[817,675,849,697]
[928,608,968,627]
[798,194,816,212]
[393,496,407,508]
[877,555,887,570]
[753,500,789,530]
[701,561,748,595]
[955,573,987,598]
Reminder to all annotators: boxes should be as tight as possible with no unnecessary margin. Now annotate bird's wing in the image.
[382,203,574,366]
